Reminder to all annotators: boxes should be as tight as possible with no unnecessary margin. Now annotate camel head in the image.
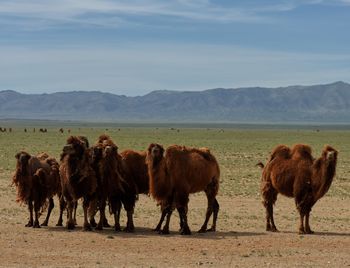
[77,135,90,148]
[147,143,164,165]
[91,145,103,163]
[62,136,88,160]
[15,151,31,175]
[322,145,338,164]
[102,139,118,159]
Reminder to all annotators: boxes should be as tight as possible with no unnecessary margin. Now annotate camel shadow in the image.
[280,230,350,237]
[44,225,265,240]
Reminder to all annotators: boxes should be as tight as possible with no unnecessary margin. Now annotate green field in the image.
[1,122,349,199]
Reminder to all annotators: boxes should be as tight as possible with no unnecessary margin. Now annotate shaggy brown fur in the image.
[120,150,149,195]
[146,144,220,235]
[93,135,137,232]
[260,144,338,234]
[12,151,61,228]
[59,136,97,230]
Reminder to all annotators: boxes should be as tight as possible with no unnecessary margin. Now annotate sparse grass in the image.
[1,123,350,199]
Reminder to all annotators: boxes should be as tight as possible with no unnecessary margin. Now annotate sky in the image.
[0,0,350,96]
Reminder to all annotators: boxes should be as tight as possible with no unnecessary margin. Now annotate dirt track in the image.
[1,180,349,268]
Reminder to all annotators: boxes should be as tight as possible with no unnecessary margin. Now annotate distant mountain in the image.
[1,81,350,123]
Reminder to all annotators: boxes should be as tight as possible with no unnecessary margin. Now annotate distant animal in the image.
[24,128,27,133]
[59,136,97,230]
[12,152,61,228]
[146,144,220,235]
[59,128,64,133]
[39,128,47,133]
[259,144,338,234]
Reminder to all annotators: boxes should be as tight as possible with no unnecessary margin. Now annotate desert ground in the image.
[0,123,349,267]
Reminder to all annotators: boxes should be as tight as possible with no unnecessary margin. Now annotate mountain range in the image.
[1,81,350,123]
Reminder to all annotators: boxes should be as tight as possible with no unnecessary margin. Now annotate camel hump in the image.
[196,148,216,162]
[167,145,216,162]
[291,144,313,161]
[270,145,291,160]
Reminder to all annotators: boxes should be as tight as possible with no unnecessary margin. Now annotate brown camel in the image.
[12,151,61,228]
[259,144,338,234]
[59,136,97,230]
[146,143,220,235]
[93,135,137,232]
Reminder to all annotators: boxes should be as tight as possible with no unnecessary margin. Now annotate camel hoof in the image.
[180,227,192,235]
[90,219,97,228]
[207,227,216,232]
[56,222,63,227]
[103,220,111,228]
[33,221,41,228]
[25,222,33,227]
[83,223,92,231]
[67,221,75,230]
[198,228,207,233]
[95,224,103,231]
[159,229,170,235]
[305,229,314,234]
[123,227,135,233]
[41,221,48,227]
[114,225,121,232]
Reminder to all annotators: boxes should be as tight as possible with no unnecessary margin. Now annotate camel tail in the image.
[256,162,264,169]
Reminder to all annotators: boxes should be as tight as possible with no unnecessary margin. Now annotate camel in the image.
[146,143,220,235]
[94,135,137,232]
[12,151,61,228]
[59,136,97,230]
[259,144,338,234]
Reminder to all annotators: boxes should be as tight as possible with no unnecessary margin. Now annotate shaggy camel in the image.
[94,135,137,232]
[146,143,220,235]
[260,144,338,234]
[59,136,97,230]
[12,151,61,228]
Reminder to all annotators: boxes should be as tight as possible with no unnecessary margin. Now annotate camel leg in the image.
[178,206,191,235]
[41,198,54,226]
[160,206,173,235]
[66,200,75,230]
[120,192,136,233]
[56,196,65,226]
[33,200,41,228]
[304,210,314,234]
[82,197,92,231]
[176,193,191,235]
[25,201,34,227]
[154,203,168,232]
[73,201,78,225]
[199,186,218,233]
[111,198,122,232]
[96,197,106,231]
[208,198,219,232]
[262,183,278,232]
[88,198,98,228]
[298,212,305,234]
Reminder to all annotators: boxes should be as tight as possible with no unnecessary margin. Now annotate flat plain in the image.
[0,123,349,267]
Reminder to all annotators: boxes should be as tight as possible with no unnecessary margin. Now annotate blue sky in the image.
[0,0,350,96]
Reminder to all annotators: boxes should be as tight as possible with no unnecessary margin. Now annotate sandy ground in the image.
[0,176,349,268]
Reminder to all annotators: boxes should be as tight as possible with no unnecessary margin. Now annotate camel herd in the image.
[12,135,338,235]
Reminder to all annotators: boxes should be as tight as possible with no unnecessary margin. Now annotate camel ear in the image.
[15,152,20,159]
